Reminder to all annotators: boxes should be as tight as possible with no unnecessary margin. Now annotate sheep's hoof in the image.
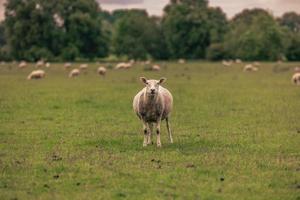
[157,143,162,147]
[143,143,147,147]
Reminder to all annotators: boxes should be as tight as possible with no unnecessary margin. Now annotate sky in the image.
[0,0,299,20]
[97,0,300,18]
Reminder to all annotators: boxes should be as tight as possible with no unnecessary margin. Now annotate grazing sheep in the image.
[253,62,261,66]
[69,69,80,78]
[294,67,300,72]
[145,60,151,65]
[36,60,44,68]
[27,70,45,80]
[45,62,50,68]
[235,59,242,64]
[151,64,161,71]
[18,61,27,68]
[244,64,258,72]
[97,66,107,76]
[79,63,88,70]
[115,62,132,69]
[133,77,173,147]
[178,59,186,64]
[222,60,232,67]
[64,62,72,69]
[292,73,300,85]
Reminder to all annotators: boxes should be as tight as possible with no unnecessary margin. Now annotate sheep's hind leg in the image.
[147,123,153,145]
[166,117,173,143]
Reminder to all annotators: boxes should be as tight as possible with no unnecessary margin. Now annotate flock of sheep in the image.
[9,58,300,85]
[222,59,300,85]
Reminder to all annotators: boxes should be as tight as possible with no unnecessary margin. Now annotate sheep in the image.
[294,67,300,72]
[178,59,186,64]
[45,62,50,68]
[235,59,242,64]
[97,66,107,76]
[36,60,44,68]
[79,63,88,70]
[133,77,173,147]
[151,64,161,71]
[115,62,132,69]
[69,69,80,78]
[222,60,232,67]
[27,70,46,80]
[253,62,261,66]
[18,61,27,68]
[292,73,300,85]
[244,64,258,72]
[64,62,72,69]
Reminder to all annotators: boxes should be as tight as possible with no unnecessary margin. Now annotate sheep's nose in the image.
[150,89,155,93]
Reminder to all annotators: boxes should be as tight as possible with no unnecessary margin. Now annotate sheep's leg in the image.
[156,119,162,147]
[166,117,173,143]
[142,121,149,147]
[147,123,153,145]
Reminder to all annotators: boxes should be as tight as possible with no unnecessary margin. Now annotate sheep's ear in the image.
[158,77,166,84]
[140,77,148,84]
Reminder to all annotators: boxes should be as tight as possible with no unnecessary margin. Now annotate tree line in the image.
[0,0,299,61]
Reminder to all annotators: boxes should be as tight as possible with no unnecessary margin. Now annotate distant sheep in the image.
[27,70,45,80]
[292,73,300,85]
[115,62,132,69]
[45,62,51,68]
[69,69,80,78]
[18,61,27,68]
[253,62,261,66]
[36,60,44,68]
[235,59,242,64]
[97,66,107,76]
[294,67,300,72]
[79,64,88,70]
[244,64,258,72]
[151,64,161,71]
[178,59,186,64]
[222,60,232,67]
[133,77,173,147]
[64,62,72,69]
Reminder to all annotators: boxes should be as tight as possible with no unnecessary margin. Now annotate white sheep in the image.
[79,63,88,70]
[244,64,258,72]
[36,60,44,68]
[222,60,232,67]
[115,62,132,69]
[292,73,300,85]
[18,61,27,68]
[64,62,72,69]
[235,59,242,64]
[178,59,186,64]
[294,67,300,72]
[69,69,80,78]
[97,66,107,76]
[27,70,46,80]
[45,62,51,68]
[151,64,161,71]
[253,62,261,66]
[133,77,173,147]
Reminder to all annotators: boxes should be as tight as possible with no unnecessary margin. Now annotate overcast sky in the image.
[0,0,299,20]
[97,0,300,18]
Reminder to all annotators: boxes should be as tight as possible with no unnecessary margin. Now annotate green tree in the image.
[112,9,167,59]
[223,9,285,60]
[162,0,227,59]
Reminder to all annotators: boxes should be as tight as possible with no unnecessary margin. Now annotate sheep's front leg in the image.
[147,123,153,145]
[156,119,162,147]
[142,121,149,147]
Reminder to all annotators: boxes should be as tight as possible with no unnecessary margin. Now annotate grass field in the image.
[0,62,299,200]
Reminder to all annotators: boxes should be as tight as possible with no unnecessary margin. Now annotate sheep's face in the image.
[140,77,166,97]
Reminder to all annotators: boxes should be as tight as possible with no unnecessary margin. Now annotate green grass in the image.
[0,62,299,200]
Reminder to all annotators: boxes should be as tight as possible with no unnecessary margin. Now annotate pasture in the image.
[0,62,299,199]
